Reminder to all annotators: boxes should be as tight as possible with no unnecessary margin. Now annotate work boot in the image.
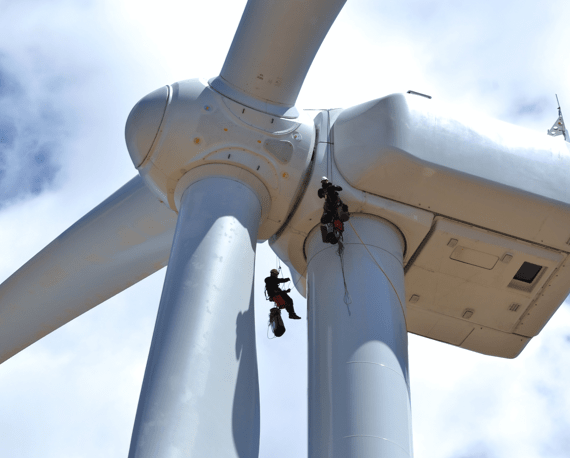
[289,314,301,320]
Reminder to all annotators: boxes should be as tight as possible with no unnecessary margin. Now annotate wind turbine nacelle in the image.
[270,93,570,358]
[333,93,570,357]
[124,78,316,240]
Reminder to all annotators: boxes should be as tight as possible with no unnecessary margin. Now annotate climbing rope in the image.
[347,220,407,325]
[274,255,291,290]
[336,238,352,315]
[326,109,333,183]
[267,321,277,339]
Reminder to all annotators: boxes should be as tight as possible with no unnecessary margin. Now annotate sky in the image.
[1,0,570,457]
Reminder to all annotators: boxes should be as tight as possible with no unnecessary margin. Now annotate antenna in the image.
[547,94,567,141]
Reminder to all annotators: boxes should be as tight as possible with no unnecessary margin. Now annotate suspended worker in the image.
[318,177,349,244]
[265,269,301,320]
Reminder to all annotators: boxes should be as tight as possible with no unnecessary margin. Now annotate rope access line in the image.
[336,239,352,315]
[326,109,333,183]
[347,220,408,326]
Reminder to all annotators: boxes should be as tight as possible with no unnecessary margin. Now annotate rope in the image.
[267,322,277,339]
[326,110,333,182]
[336,239,352,315]
[274,255,291,290]
[291,264,308,292]
[347,220,407,324]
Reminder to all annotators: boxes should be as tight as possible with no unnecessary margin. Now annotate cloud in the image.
[0,55,64,205]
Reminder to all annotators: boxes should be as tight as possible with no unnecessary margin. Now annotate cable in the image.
[336,238,352,315]
[326,109,333,183]
[347,220,407,325]
[267,320,280,339]
[267,322,276,339]
[290,264,307,292]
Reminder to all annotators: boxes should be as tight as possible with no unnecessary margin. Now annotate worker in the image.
[265,269,301,319]
[318,177,349,244]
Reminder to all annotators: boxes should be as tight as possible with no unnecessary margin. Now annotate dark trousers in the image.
[273,291,297,317]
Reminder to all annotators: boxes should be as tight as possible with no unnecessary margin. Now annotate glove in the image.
[285,278,290,281]
[286,289,291,293]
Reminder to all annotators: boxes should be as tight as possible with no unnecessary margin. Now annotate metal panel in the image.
[405,217,568,357]
[333,93,570,253]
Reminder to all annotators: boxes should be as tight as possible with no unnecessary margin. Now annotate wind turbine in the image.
[1,0,568,458]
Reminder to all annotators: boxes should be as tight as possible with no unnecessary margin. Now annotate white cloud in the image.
[1,0,570,457]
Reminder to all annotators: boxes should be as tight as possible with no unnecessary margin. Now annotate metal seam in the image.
[342,435,411,455]
[345,361,410,390]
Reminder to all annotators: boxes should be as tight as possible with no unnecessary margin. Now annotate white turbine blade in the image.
[129,176,262,457]
[0,176,177,364]
[210,0,346,116]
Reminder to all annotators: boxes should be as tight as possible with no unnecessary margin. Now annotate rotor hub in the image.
[125,78,316,240]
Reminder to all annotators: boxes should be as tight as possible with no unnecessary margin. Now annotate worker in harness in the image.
[265,269,301,319]
[318,177,349,244]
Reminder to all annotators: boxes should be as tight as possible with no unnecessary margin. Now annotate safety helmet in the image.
[321,176,328,182]
[270,269,279,275]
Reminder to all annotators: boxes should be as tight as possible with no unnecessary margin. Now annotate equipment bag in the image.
[269,307,286,337]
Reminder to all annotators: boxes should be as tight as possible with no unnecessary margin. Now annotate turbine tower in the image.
[1,1,570,457]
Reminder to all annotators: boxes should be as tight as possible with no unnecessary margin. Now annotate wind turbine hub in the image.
[125,78,316,240]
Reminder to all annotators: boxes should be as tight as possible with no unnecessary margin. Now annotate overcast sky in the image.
[1,0,570,457]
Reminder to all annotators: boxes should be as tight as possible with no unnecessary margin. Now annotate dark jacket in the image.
[265,276,289,297]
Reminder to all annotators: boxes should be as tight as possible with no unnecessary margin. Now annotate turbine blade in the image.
[129,177,261,457]
[0,176,177,364]
[210,0,346,117]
